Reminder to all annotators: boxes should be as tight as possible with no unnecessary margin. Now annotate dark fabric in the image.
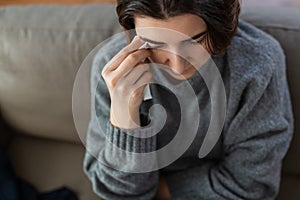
[0,150,78,200]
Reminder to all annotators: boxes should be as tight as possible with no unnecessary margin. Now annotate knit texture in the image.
[83,19,294,200]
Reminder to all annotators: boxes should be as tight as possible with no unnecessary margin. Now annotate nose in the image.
[165,52,187,74]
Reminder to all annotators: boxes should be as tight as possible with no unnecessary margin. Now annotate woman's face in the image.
[134,14,210,80]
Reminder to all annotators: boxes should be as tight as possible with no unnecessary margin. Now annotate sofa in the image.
[0,4,299,200]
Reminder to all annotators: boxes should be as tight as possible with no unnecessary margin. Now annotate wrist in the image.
[110,108,141,129]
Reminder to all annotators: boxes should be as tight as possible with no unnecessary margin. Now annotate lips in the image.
[182,67,192,74]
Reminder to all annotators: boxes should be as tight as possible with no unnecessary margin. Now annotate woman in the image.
[84,0,294,199]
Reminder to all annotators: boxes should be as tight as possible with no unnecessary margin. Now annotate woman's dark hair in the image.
[116,0,240,55]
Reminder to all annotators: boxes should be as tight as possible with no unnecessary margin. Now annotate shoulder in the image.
[229,19,285,63]
[226,19,286,90]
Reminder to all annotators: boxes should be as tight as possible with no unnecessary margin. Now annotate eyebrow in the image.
[139,30,207,45]
[184,31,208,42]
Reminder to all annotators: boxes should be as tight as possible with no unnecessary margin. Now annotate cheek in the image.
[187,46,211,66]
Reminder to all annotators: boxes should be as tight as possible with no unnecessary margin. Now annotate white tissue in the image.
[138,40,153,101]
[143,84,152,101]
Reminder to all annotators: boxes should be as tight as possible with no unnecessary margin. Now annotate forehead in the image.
[134,14,207,42]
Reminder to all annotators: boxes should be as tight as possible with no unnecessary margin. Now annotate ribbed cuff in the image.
[97,120,158,173]
[105,120,157,153]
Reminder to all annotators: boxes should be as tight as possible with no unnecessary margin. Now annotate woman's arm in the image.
[83,38,159,200]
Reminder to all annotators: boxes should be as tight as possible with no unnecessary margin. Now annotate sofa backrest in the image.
[0,4,122,143]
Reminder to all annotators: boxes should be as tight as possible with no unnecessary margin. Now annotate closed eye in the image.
[188,37,206,46]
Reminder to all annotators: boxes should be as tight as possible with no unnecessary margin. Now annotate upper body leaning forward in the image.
[84,0,294,200]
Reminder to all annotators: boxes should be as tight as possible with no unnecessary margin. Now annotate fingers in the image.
[132,70,153,91]
[115,49,151,78]
[102,36,145,74]
[105,50,151,87]
[126,70,152,105]
[101,35,152,102]
[124,63,151,85]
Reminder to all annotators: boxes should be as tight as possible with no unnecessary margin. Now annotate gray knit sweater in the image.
[83,20,294,200]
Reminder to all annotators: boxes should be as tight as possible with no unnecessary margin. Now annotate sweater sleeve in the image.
[83,47,159,200]
[165,46,294,200]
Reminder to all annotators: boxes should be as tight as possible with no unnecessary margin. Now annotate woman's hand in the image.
[101,36,152,129]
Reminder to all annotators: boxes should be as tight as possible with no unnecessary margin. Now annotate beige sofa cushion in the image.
[0,5,121,143]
